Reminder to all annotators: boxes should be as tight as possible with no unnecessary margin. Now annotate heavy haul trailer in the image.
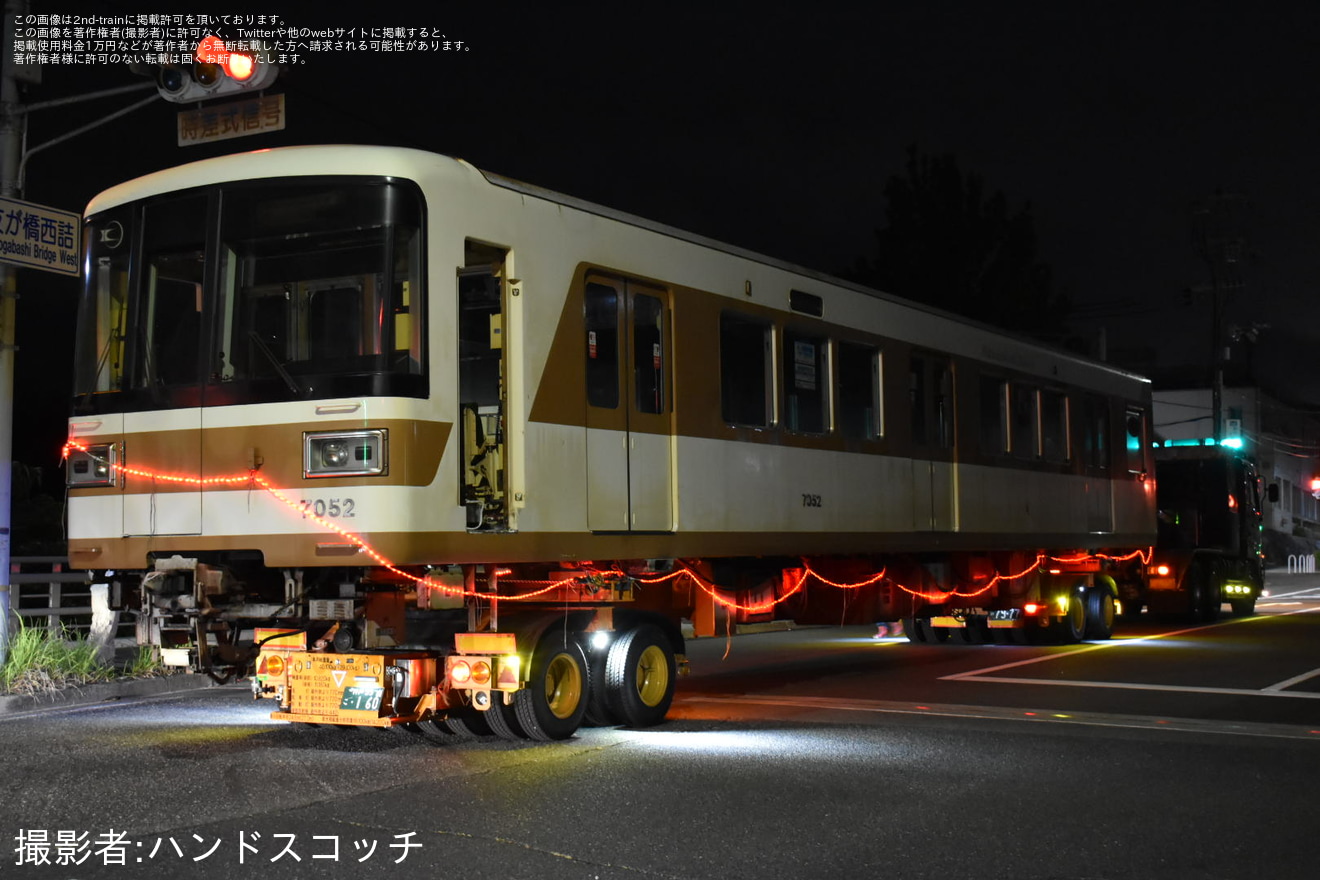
[65,146,1157,740]
[1126,445,1266,620]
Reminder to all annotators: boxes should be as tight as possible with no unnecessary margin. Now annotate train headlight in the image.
[66,442,119,487]
[304,430,387,478]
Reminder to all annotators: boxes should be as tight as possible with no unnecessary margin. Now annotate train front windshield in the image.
[73,177,426,414]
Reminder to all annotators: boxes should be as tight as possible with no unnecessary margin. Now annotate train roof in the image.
[86,144,1149,390]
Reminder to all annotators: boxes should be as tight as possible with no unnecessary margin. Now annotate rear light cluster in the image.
[449,658,491,686]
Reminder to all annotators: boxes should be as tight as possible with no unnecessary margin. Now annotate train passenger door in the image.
[585,276,674,532]
[124,195,206,536]
[909,354,958,532]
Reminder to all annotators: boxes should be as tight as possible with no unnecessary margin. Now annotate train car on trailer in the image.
[65,145,1156,740]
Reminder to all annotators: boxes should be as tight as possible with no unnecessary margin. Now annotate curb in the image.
[0,672,223,717]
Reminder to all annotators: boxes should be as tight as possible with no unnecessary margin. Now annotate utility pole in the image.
[0,0,155,665]
[1191,191,1248,445]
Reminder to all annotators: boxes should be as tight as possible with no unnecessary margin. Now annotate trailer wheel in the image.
[583,645,620,726]
[1052,588,1087,643]
[484,695,524,740]
[417,708,490,743]
[605,624,677,727]
[513,633,589,741]
[1083,589,1115,640]
[1230,595,1257,616]
[901,618,921,643]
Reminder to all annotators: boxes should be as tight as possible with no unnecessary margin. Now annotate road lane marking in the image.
[1264,667,1320,692]
[676,694,1320,740]
[953,675,1320,699]
[941,607,1320,697]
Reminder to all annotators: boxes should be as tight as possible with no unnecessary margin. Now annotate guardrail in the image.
[4,557,136,645]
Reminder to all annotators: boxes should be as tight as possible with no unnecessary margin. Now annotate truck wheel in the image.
[582,645,619,726]
[513,633,589,741]
[1230,596,1257,616]
[1052,589,1087,643]
[605,624,677,728]
[484,695,524,740]
[417,708,490,743]
[902,617,920,643]
[1083,589,1115,640]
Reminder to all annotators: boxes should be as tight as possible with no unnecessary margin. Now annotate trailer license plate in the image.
[989,609,1020,621]
[340,686,384,712]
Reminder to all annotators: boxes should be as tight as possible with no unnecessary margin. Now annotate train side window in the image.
[720,311,773,428]
[979,376,1009,454]
[1040,390,1070,463]
[838,343,882,440]
[1125,406,1147,474]
[783,329,827,434]
[585,282,619,409]
[1009,382,1037,459]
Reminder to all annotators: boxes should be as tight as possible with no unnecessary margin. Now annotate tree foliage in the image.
[850,147,1069,338]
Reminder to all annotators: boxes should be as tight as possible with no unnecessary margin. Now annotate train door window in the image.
[1040,390,1070,463]
[783,330,827,434]
[1083,396,1109,471]
[1008,382,1037,459]
[720,312,773,428]
[633,293,665,414]
[838,343,882,440]
[910,355,953,448]
[979,376,1009,455]
[585,282,620,409]
[1125,406,1148,474]
[137,195,207,390]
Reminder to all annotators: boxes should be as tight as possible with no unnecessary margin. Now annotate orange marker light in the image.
[449,660,472,685]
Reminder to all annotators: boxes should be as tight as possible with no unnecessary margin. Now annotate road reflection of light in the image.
[620,728,898,761]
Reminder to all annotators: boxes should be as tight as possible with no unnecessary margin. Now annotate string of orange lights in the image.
[63,439,1150,614]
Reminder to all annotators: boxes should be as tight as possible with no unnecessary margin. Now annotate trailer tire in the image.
[902,618,920,643]
[1230,595,1257,616]
[513,633,589,741]
[583,645,620,726]
[1083,589,1115,640]
[605,624,677,728]
[417,708,490,742]
[1052,588,1087,643]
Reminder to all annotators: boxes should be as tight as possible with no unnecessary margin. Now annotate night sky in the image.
[11,2,1320,475]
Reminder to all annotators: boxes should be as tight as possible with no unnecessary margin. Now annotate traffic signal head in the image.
[155,35,277,103]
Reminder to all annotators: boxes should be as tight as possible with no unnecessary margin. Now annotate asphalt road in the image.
[3,572,1318,880]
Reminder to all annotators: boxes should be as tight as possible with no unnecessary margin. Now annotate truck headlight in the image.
[304,430,387,478]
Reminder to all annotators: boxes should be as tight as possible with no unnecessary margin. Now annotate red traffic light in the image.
[148,34,277,103]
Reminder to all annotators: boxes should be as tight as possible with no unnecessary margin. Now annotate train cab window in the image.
[137,194,207,390]
[1125,407,1148,474]
[633,293,666,414]
[585,283,620,409]
[783,330,827,434]
[1040,390,1070,463]
[720,312,773,428]
[838,343,882,441]
[979,376,1009,455]
[1008,382,1037,459]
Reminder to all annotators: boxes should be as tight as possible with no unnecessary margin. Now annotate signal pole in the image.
[1192,191,1248,445]
[0,0,154,665]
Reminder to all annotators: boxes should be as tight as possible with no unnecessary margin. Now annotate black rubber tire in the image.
[919,618,951,643]
[902,617,921,643]
[483,695,524,740]
[1230,596,1257,616]
[1083,589,1115,640]
[512,633,589,741]
[416,707,490,743]
[604,624,677,728]
[958,620,990,644]
[1052,589,1087,643]
[582,643,619,726]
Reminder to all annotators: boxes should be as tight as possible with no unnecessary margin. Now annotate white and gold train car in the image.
[66,145,1155,739]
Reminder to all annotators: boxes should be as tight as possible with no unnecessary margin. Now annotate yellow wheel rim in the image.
[544,653,584,720]
[634,644,670,707]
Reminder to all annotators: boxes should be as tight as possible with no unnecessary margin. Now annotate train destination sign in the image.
[0,196,80,277]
